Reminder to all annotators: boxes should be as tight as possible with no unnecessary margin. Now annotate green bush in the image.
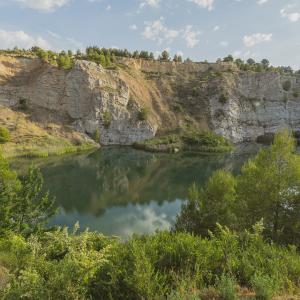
[251,273,279,300]
[0,127,10,143]
[219,93,229,104]
[216,274,237,300]
[102,111,112,128]
[282,80,292,91]
[92,129,100,144]
[19,98,28,110]
[138,107,149,121]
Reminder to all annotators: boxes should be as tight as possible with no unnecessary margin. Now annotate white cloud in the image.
[243,33,272,47]
[142,19,201,49]
[142,18,180,44]
[280,6,300,22]
[13,0,70,11]
[257,0,269,5]
[140,0,160,8]
[183,25,201,48]
[0,29,50,49]
[106,4,111,10]
[129,24,138,30]
[188,0,214,11]
[213,25,220,31]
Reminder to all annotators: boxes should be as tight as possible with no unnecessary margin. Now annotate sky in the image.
[0,0,299,68]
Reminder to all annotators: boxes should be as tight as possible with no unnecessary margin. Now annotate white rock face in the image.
[209,72,300,142]
[1,56,299,144]
[0,57,157,145]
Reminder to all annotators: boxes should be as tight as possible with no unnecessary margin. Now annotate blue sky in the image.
[0,0,299,68]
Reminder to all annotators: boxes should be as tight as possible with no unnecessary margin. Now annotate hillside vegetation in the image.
[1,131,300,299]
[0,106,96,158]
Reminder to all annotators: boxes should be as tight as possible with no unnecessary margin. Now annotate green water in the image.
[12,146,257,239]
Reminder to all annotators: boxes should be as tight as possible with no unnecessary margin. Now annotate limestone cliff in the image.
[0,54,299,145]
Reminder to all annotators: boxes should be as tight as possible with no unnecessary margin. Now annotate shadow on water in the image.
[11,144,259,239]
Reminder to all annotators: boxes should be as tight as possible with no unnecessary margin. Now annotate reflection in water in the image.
[12,145,257,239]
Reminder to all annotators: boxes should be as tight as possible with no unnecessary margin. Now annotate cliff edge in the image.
[0,55,299,146]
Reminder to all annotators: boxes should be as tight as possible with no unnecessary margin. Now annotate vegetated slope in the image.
[0,105,95,158]
[0,54,300,149]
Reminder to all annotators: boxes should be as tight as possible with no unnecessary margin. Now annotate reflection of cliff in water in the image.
[12,146,257,217]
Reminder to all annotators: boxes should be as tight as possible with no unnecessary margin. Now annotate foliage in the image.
[102,111,112,128]
[282,80,292,91]
[134,130,233,153]
[251,273,279,300]
[92,129,100,144]
[0,226,300,299]
[18,98,28,110]
[137,107,149,121]
[223,55,234,62]
[0,117,300,300]
[175,130,300,246]
[160,50,170,61]
[219,93,229,104]
[0,127,10,144]
[216,274,237,300]
[175,171,237,236]
[0,153,55,236]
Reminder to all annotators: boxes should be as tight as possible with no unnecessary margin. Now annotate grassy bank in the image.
[133,130,233,153]
[1,136,97,159]
[0,106,98,159]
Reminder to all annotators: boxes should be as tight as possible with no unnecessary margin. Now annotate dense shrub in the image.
[219,93,229,104]
[282,80,292,91]
[92,129,100,144]
[138,107,149,121]
[176,130,300,246]
[1,227,300,299]
[102,111,112,128]
[251,273,279,300]
[0,127,10,144]
[216,274,237,300]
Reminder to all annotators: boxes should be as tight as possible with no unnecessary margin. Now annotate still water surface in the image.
[12,146,257,239]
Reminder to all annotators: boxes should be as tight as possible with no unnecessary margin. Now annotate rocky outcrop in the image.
[0,54,299,145]
[0,56,157,145]
[210,71,300,142]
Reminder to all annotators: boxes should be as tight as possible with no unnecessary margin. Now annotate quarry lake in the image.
[12,146,257,239]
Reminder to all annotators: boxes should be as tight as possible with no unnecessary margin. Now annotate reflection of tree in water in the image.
[13,147,255,217]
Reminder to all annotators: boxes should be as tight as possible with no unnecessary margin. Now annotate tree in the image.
[140,51,150,59]
[261,59,270,68]
[149,52,154,60]
[175,131,300,246]
[175,170,237,236]
[236,131,300,245]
[99,53,106,67]
[12,167,56,235]
[0,153,20,234]
[160,50,170,61]
[235,58,243,66]
[76,49,82,57]
[0,153,55,236]
[223,55,234,62]
[57,53,72,70]
[247,58,255,65]
[133,51,140,59]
